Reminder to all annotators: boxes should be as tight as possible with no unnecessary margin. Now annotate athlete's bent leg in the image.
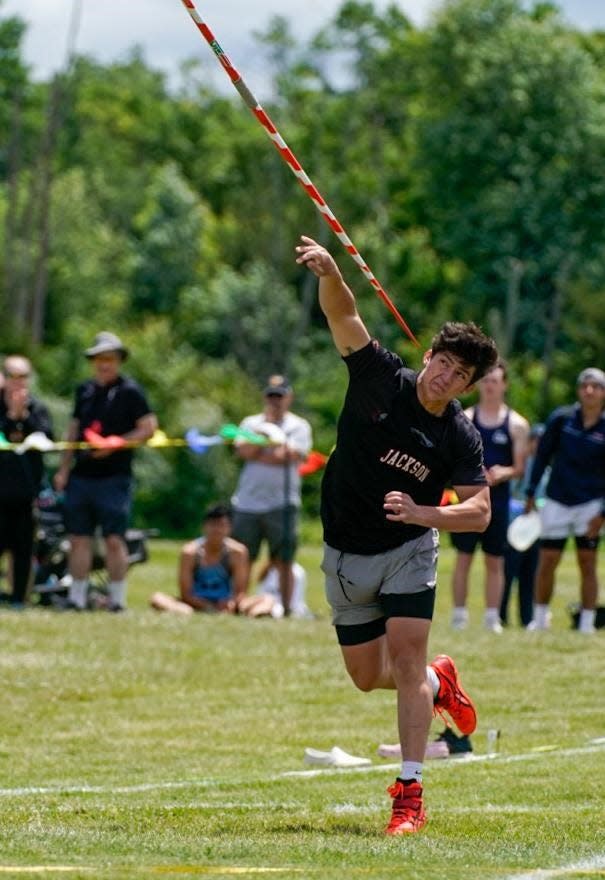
[340,633,395,692]
[386,616,432,764]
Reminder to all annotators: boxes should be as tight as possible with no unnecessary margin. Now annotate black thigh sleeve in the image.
[381,588,436,621]
[335,617,386,646]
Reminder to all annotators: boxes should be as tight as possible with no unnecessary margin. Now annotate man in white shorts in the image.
[525,368,605,633]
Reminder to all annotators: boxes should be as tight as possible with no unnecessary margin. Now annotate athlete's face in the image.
[420,351,475,407]
[478,366,506,404]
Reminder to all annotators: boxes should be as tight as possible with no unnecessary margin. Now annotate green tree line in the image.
[1,0,605,533]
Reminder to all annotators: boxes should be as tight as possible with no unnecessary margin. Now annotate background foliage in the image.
[1,0,605,533]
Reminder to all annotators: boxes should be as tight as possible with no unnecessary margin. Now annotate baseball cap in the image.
[263,374,292,396]
[576,367,605,388]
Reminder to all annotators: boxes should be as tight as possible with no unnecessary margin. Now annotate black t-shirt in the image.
[0,394,54,500]
[321,341,486,554]
[72,376,152,478]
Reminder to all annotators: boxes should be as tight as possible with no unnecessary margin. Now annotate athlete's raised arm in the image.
[296,235,370,357]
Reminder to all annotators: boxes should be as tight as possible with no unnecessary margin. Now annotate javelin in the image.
[178,0,419,346]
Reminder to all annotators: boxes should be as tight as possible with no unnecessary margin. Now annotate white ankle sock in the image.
[579,608,596,633]
[68,579,88,609]
[108,580,126,608]
[426,666,440,699]
[533,604,551,628]
[400,761,423,784]
[484,608,503,632]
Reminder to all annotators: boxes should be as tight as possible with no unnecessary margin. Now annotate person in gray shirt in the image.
[231,375,312,615]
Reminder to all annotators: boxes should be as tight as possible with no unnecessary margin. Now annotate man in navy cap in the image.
[54,332,157,611]
[526,367,605,633]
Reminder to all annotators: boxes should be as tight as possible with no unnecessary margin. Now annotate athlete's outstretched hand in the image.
[295,236,341,279]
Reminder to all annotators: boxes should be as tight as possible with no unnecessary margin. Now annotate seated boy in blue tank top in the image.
[150,505,248,614]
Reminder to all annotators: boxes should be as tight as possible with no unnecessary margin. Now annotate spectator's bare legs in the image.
[576,548,598,610]
[452,552,472,606]
[274,560,293,615]
[237,555,253,599]
[69,536,93,580]
[451,551,472,627]
[530,546,562,628]
[68,536,93,608]
[484,553,505,609]
[105,535,128,580]
[105,534,129,609]
[238,594,275,617]
[534,547,562,605]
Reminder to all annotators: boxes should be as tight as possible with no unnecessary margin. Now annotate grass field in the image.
[0,533,603,880]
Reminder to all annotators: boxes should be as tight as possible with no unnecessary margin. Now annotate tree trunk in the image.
[22,0,82,344]
[3,90,25,331]
[28,76,62,344]
[503,257,524,358]
[540,255,573,411]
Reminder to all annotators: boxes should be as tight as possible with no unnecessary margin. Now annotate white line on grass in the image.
[148,870,304,875]
[0,741,602,798]
[503,855,605,879]
[280,741,605,778]
[0,869,303,876]
[328,801,596,817]
[0,869,92,874]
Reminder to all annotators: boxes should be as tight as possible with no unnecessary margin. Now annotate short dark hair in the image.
[430,322,498,384]
[485,357,508,382]
[203,504,232,522]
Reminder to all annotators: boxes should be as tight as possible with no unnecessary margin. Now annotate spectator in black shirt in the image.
[0,355,53,606]
[296,236,498,836]
[54,332,157,611]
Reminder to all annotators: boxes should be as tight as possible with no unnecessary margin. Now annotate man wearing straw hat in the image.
[296,235,498,835]
[54,332,157,611]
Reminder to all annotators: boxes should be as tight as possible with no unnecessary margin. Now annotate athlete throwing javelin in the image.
[296,235,498,834]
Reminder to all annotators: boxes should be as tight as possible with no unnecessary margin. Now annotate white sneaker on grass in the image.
[527,607,552,631]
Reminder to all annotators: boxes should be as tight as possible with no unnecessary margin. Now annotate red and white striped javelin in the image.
[178,0,419,346]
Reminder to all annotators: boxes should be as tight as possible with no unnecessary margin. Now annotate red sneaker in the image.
[385,780,427,835]
[431,654,477,736]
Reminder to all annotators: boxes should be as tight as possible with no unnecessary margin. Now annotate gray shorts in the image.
[231,506,298,562]
[321,529,439,628]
